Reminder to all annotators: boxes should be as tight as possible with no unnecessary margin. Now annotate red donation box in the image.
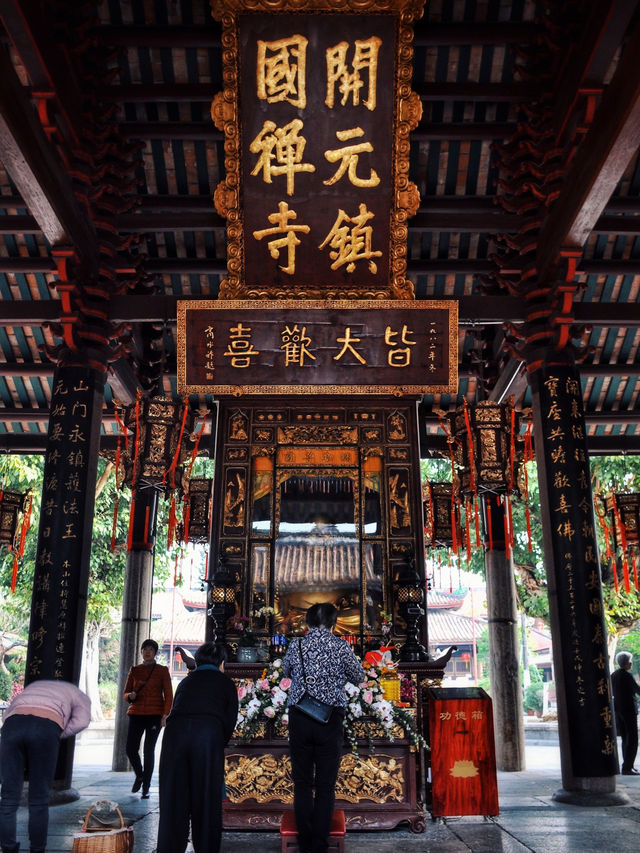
[427,687,499,817]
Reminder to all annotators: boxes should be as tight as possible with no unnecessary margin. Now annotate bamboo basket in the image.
[72,802,133,853]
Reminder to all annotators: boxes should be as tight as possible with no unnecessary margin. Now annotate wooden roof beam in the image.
[5,296,640,330]
[0,43,94,248]
[95,21,540,49]
[552,0,637,142]
[537,17,640,278]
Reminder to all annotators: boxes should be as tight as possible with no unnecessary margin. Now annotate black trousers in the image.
[288,707,344,853]
[616,710,639,772]
[157,715,226,853]
[125,714,162,791]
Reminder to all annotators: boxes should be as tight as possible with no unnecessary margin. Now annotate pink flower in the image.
[280,677,292,691]
[260,679,270,690]
[263,706,276,718]
[363,690,373,704]
[237,685,247,700]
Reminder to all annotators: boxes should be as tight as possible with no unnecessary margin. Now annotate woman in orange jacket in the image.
[123,638,173,798]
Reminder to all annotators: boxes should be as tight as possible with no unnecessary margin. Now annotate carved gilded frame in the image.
[210,0,424,300]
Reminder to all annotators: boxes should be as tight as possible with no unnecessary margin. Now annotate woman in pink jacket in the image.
[0,679,91,853]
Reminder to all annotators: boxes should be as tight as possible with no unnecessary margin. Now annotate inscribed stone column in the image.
[481,492,525,772]
[529,361,623,802]
[25,363,105,796]
[112,487,159,771]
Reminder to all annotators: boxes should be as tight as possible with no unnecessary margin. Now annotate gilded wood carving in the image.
[210,0,424,300]
[224,751,406,804]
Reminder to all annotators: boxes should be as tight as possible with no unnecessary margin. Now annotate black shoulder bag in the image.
[294,638,333,724]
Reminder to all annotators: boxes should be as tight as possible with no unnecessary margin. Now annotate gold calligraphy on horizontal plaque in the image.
[177,299,458,396]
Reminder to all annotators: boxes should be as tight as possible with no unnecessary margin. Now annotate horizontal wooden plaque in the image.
[177,299,458,396]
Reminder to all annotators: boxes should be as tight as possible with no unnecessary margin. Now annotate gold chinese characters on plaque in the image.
[177,299,457,396]
[211,0,424,300]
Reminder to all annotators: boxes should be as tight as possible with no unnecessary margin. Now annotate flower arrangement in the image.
[235,658,291,740]
[233,615,257,647]
[234,655,426,754]
[379,610,393,636]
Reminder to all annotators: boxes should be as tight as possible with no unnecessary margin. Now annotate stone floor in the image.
[10,737,640,852]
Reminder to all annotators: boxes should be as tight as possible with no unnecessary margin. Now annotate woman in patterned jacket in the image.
[282,603,365,853]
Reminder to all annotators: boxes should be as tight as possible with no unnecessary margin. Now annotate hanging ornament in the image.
[604,491,640,593]
[185,478,213,544]
[0,490,32,593]
[423,482,462,550]
[117,393,196,553]
[448,398,527,554]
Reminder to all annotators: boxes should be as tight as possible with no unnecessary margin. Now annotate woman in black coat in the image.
[156,642,238,853]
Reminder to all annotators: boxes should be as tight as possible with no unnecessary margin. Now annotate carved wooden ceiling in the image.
[0,0,639,455]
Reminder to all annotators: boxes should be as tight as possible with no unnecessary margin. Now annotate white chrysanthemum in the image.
[348,702,363,718]
[344,682,359,698]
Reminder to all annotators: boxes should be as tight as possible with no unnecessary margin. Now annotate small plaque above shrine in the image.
[177,299,458,396]
[211,0,424,300]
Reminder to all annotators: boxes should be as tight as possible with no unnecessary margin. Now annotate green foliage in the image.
[523,681,544,713]
[0,669,12,701]
[98,681,119,718]
[99,628,122,683]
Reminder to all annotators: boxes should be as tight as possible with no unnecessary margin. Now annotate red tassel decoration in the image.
[611,494,631,593]
[10,554,19,594]
[465,499,472,563]
[17,495,32,558]
[503,497,511,559]
[474,498,481,548]
[611,557,619,595]
[633,552,639,591]
[164,398,190,488]
[487,499,493,551]
[127,497,136,553]
[167,495,177,549]
[111,494,119,552]
[463,400,476,495]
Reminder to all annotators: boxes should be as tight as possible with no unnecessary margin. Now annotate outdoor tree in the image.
[0,453,176,718]
[421,453,640,663]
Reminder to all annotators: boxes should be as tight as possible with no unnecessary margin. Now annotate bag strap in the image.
[135,661,156,696]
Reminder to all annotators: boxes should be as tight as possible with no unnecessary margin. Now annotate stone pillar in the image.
[529,361,624,803]
[481,492,526,771]
[112,487,159,771]
[26,364,105,796]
